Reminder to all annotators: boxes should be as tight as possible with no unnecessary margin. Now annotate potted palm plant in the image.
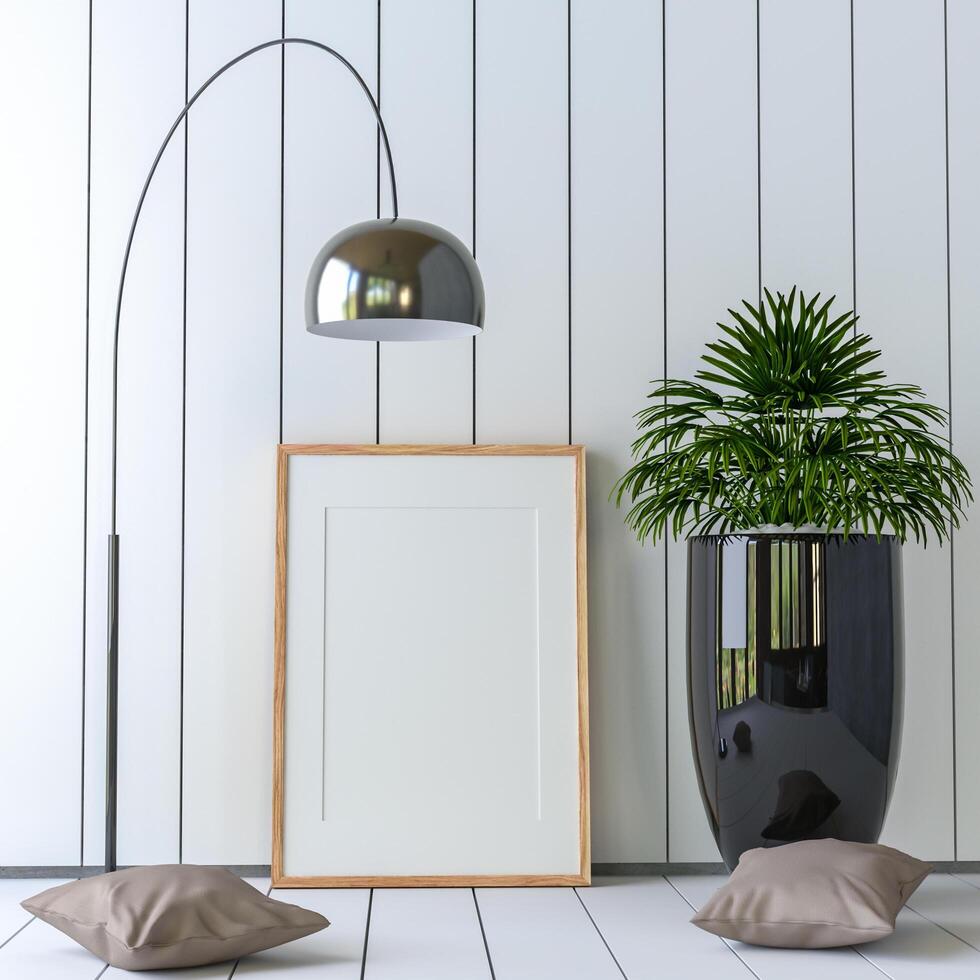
[617,288,971,868]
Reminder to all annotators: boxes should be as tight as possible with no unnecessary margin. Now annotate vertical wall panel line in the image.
[471,0,478,445]
[279,3,285,446]
[178,0,190,864]
[375,0,382,446]
[755,0,761,305]
[943,0,957,860]
[81,0,94,866]
[661,0,669,862]
[567,0,572,445]
[850,0,857,316]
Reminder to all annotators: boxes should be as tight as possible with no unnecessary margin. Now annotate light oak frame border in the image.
[272,444,590,887]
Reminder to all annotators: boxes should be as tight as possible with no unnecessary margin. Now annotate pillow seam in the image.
[695,917,890,932]
[24,907,322,952]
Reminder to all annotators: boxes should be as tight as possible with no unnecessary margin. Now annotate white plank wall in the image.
[664,0,759,861]
[182,0,282,864]
[0,2,87,865]
[854,0,954,859]
[85,0,186,866]
[378,0,473,443]
[4,0,980,867]
[759,0,852,301]
[570,0,667,862]
[949,0,980,862]
[475,0,569,443]
[282,0,377,445]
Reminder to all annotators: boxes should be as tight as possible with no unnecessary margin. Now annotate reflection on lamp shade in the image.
[305,217,484,341]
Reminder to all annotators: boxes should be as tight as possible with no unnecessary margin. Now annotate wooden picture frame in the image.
[272,444,589,887]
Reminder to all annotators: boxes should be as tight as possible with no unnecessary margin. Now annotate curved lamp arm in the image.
[103,37,396,872]
[109,36,397,532]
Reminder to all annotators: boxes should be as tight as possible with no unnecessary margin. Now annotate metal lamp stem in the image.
[104,37,398,873]
[105,534,119,872]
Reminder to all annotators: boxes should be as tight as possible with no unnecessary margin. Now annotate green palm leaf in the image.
[615,287,973,545]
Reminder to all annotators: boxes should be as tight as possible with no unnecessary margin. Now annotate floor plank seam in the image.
[0,915,34,951]
[905,903,980,954]
[851,944,894,979]
[9,877,979,976]
[359,887,373,979]
[572,887,629,980]
[718,935,762,979]
[662,876,760,979]
[471,888,497,980]
[951,872,980,892]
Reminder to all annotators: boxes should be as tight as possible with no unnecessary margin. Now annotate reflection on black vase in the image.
[732,720,752,754]
[688,533,903,870]
[761,769,841,841]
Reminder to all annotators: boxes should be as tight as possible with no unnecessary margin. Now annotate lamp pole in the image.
[104,37,399,872]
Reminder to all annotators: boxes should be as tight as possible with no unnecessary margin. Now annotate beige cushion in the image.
[22,865,328,971]
[691,839,931,948]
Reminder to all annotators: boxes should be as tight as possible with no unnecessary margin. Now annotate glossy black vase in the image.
[687,532,904,870]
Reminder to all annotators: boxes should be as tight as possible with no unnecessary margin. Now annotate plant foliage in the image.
[615,288,972,544]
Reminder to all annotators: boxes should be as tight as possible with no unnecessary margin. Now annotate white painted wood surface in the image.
[238,888,368,978]
[759,0,852,300]
[906,873,980,952]
[0,918,104,978]
[4,0,980,867]
[474,0,569,443]
[363,889,490,980]
[948,0,980,863]
[577,878,752,977]
[570,0,668,865]
[664,0,759,862]
[0,0,88,867]
[860,907,980,977]
[85,0,186,868]
[181,0,281,866]
[475,887,622,980]
[853,0,954,860]
[0,881,68,947]
[282,0,378,444]
[282,453,581,878]
[377,0,473,444]
[3,876,980,977]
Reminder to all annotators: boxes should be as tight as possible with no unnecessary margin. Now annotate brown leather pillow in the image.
[691,839,931,948]
[22,865,328,971]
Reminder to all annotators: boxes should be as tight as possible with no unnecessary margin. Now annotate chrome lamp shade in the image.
[305,217,484,341]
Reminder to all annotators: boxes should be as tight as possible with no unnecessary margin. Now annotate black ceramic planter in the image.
[687,532,904,870]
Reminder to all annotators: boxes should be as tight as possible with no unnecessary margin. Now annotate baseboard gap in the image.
[0,865,272,879]
[5,861,978,880]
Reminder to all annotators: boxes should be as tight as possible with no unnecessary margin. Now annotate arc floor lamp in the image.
[104,36,485,871]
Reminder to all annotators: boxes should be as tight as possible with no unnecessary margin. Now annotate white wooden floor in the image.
[2,874,980,978]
